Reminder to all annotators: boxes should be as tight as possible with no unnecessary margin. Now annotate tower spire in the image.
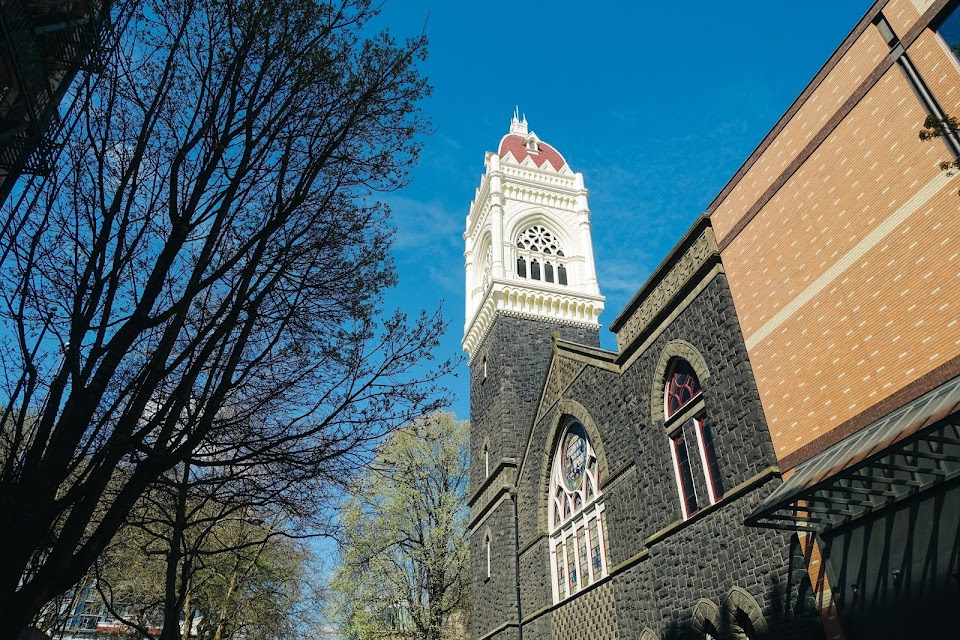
[509,106,528,135]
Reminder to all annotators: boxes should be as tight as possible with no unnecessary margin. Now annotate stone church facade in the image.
[463,116,822,640]
[465,3,960,638]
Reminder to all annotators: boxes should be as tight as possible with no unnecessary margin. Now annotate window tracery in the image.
[516,225,568,286]
[549,420,608,601]
[663,358,723,519]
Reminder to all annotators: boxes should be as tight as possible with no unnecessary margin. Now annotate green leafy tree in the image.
[919,113,960,173]
[330,412,469,640]
[919,42,960,177]
[48,473,327,640]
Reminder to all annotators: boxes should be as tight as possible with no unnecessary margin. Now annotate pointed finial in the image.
[509,106,528,135]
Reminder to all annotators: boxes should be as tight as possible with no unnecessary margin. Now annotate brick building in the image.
[725,1,960,638]
[464,2,960,639]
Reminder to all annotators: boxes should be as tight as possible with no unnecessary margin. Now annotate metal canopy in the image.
[746,375,960,532]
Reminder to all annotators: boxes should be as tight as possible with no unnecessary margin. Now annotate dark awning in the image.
[746,375,960,532]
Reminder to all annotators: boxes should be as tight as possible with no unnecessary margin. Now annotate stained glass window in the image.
[556,547,566,599]
[672,432,699,517]
[549,419,608,601]
[664,357,722,518]
[578,529,589,587]
[590,519,602,576]
[666,359,701,418]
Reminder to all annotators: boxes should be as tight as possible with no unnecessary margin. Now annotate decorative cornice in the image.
[501,183,578,212]
[466,162,582,241]
[463,279,604,359]
[611,216,720,352]
[501,164,577,188]
[499,152,575,177]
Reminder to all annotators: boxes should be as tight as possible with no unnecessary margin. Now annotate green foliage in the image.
[329,412,470,640]
[919,114,960,173]
[91,499,322,640]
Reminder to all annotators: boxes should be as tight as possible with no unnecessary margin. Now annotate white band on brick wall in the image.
[745,170,958,350]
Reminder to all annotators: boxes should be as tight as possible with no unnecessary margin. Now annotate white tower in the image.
[462,112,604,356]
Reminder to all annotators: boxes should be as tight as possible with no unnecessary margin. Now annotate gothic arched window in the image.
[549,420,608,601]
[666,359,701,418]
[663,358,723,519]
[516,226,567,286]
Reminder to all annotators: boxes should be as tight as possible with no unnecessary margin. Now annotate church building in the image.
[464,2,960,638]
[463,114,821,640]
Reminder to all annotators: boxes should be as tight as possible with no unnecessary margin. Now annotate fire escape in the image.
[0,0,102,183]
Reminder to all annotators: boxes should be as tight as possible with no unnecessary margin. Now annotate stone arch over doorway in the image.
[723,586,768,639]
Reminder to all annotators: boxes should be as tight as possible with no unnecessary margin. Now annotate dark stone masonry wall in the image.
[469,316,600,490]
[469,315,600,640]
[470,272,825,640]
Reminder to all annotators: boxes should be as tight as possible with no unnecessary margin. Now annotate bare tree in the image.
[0,0,449,635]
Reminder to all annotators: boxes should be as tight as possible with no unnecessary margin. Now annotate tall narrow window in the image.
[555,547,566,599]
[545,262,555,283]
[517,256,527,278]
[578,528,589,587]
[549,419,608,602]
[485,534,491,579]
[483,443,489,478]
[589,518,602,576]
[663,358,723,519]
[696,420,724,503]
[558,264,568,285]
[671,432,699,518]
[531,259,541,280]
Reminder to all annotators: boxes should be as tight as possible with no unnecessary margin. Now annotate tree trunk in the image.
[212,569,239,640]
[181,588,194,640]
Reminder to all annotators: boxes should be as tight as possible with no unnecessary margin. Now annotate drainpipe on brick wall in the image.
[511,489,523,640]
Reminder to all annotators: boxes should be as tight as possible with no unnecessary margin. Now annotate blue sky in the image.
[372,1,873,421]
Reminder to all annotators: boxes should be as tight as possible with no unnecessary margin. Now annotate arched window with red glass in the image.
[664,358,723,519]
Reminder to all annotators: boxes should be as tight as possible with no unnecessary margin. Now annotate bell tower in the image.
[464,112,604,640]
[462,109,604,356]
